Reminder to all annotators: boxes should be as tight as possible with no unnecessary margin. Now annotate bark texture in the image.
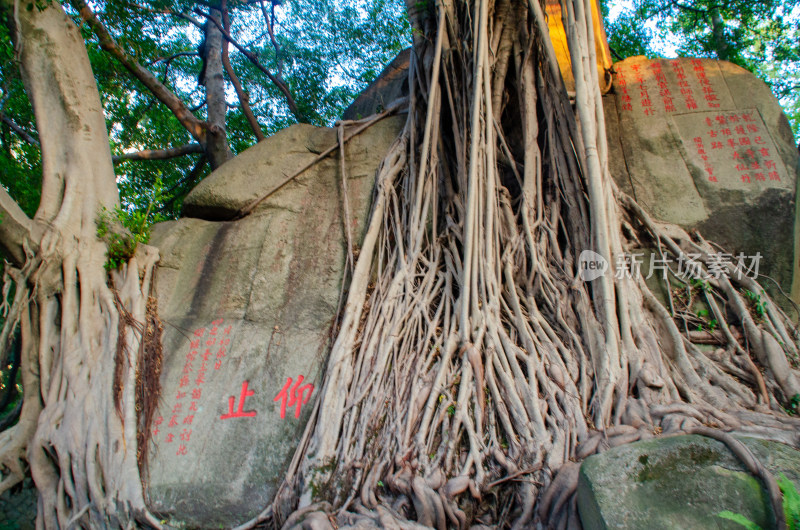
[201,7,233,169]
[0,2,161,527]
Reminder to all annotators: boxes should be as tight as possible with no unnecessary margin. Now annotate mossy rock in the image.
[577,434,800,529]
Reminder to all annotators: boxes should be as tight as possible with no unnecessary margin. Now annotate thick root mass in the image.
[253,0,800,528]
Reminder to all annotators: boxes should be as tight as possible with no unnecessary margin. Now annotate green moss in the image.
[307,457,339,502]
[578,435,798,529]
[636,445,720,482]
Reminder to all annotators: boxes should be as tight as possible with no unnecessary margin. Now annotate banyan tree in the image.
[0,0,798,528]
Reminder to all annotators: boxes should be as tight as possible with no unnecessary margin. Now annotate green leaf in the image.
[778,474,800,530]
[717,510,762,530]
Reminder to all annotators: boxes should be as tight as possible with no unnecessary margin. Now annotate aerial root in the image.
[9,247,165,528]
[261,0,800,528]
[536,461,579,524]
[281,502,437,530]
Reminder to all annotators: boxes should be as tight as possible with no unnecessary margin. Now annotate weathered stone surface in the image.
[577,434,800,529]
[606,56,799,291]
[145,116,403,527]
[342,48,410,121]
[183,118,401,219]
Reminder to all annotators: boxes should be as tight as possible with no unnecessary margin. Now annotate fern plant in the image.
[96,179,166,271]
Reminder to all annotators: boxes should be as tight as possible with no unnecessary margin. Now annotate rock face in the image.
[605,56,799,291]
[578,434,800,529]
[145,116,404,527]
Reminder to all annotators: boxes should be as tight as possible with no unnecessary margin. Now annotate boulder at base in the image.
[577,434,800,529]
[605,56,799,292]
[144,116,404,528]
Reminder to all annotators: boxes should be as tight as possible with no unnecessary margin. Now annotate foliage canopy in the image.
[1,0,797,225]
[0,0,410,222]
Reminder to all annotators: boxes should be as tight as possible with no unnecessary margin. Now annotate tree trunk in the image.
[248,0,800,527]
[202,7,233,169]
[0,2,160,527]
[710,7,730,61]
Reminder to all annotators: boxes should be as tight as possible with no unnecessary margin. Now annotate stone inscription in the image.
[153,319,232,456]
[152,320,315,457]
[274,375,315,419]
[616,58,731,116]
[672,109,789,188]
[220,381,257,419]
[605,55,798,295]
[614,57,789,189]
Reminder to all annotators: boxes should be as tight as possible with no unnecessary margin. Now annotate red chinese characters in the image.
[691,136,716,182]
[629,64,654,115]
[274,375,315,419]
[156,318,233,456]
[702,111,781,185]
[649,61,675,113]
[691,59,719,108]
[220,381,257,419]
[671,61,697,110]
[617,68,632,112]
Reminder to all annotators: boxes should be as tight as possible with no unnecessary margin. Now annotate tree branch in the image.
[148,51,198,66]
[0,114,39,146]
[112,144,204,163]
[69,0,208,144]
[193,7,308,123]
[259,0,283,77]
[670,0,712,15]
[222,3,265,142]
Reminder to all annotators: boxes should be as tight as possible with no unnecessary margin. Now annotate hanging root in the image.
[0,241,165,528]
[112,278,164,475]
[0,260,43,497]
[136,295,164,474]
[241,0,800,528]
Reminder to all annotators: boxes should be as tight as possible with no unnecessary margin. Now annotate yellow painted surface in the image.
[546,0,613,93]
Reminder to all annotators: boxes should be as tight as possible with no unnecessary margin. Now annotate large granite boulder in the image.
[578,434,800,529]
[145,116,404,527]
[605,56,800,292]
